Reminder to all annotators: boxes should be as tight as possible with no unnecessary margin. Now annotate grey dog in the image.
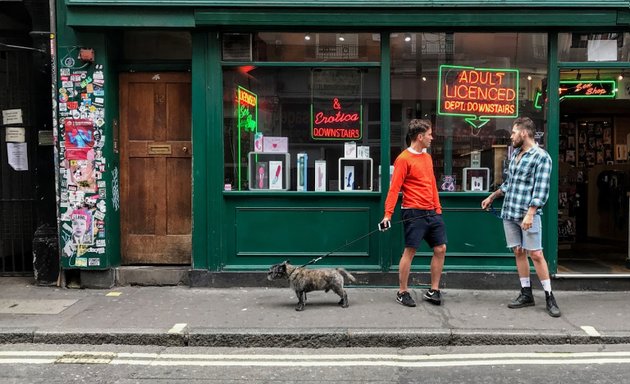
[267,260,357,311]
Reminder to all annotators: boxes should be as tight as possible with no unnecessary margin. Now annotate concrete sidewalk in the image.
[1,277,629,348]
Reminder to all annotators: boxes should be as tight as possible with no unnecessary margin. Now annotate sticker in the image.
[60,68,70,76]
[67,101,78,110]
[75,257,87,267]
[62,57,75,68]
[94,210,105,220]
[99,187,106,199]
[69,207,95,245]
[62,81,73,88]
[88,258,101,266]
[97,181,106,188]
[93,71,104,80]
[95,240,106,247]
[97,200,106,212]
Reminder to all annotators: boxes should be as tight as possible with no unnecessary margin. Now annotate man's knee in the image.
[433,244,446,257]
[528,249,545,262]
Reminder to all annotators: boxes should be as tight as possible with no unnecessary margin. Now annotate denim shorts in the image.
[402,209,447,249]
[503,215,542,251]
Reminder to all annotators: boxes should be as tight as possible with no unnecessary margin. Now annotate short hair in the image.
[407,119,432,142]
[513,117,536,138]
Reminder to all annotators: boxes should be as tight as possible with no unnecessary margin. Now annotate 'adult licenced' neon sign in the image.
[311,97,362,140]
[438,65,519,129]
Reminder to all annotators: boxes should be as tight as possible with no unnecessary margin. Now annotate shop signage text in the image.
[438,65,519,129]
[311,97,362,140]
[558,80,617,99]
[237,86,257,133]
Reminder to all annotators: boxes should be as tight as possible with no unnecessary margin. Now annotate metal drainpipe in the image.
[49,0,62,286]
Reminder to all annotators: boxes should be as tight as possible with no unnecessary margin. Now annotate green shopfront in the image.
[54,0,630,286]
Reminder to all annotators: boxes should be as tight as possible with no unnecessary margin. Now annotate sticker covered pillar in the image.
[56,33,120,272]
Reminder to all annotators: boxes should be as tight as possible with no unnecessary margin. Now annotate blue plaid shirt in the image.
[499,145,552,221]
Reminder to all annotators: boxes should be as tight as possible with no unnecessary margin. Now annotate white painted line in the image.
[6,351,630,367]
[167,323,187,334]
[581,325,601,337]
[107,357,630,368]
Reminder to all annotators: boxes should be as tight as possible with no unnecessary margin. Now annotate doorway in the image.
[557,68,630,274]
[119,72,192,265]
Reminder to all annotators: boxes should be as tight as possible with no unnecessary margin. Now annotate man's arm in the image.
[481,188,504,210]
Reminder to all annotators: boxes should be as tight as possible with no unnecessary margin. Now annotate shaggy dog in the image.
[267,260,356,311]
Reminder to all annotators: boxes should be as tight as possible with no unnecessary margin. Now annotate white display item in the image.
[315,160,326,191]
[297,153,308,191]
[338,157,373,192]
[344,141,357,158]
[343,166,354,190]
[269,161,283,190]
[462,167,490,192]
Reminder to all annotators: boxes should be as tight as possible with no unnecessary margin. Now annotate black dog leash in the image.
[297,212,435,269]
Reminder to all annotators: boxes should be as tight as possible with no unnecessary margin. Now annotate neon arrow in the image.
[464,116,491,130]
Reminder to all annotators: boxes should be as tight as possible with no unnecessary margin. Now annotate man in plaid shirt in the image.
[481,117,561,318]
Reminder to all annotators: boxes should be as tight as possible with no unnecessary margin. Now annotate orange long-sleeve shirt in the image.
[384,148,442,219]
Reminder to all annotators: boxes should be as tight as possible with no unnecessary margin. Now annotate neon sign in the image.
[236,86,258,191]
[437,65,519,129]
[533,79,617,109]
[311,97,362,140]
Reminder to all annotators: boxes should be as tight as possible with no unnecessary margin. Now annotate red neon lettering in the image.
[238,89,256,107]
[314,111,360,125]
[458,70,506,86]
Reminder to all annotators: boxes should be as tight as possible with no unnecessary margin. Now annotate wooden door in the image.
[119,73,192,264]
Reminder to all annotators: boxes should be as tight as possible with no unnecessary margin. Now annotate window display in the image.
[390,32,548,191]
[223,64,380,192]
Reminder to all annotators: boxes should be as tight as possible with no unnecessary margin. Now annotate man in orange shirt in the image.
[380,119,447,307]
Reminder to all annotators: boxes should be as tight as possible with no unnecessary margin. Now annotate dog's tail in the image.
[337,268,357,283]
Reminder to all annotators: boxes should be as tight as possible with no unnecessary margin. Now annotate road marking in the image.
[167,323,187,334]
[581,325,601,337]
[3,351,630,367]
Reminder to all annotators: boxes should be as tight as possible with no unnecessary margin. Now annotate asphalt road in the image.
[1,344,630,383]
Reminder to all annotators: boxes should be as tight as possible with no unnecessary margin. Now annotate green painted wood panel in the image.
[195,10,622,27]
[65,0,629,7]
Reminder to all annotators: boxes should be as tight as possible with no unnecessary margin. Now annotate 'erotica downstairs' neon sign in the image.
[311,97,362,140]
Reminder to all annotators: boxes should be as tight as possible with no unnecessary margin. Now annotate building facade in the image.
[54,0,630,286]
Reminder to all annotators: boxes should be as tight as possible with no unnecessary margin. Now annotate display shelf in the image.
[338,157,373,192]
[247,152,290,191]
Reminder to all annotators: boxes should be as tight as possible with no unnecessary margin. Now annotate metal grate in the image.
[0,200,35,275]
[0,48,36,275]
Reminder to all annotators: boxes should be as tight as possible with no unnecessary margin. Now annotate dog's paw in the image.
[339,298,349,308]
[295,305,305,311]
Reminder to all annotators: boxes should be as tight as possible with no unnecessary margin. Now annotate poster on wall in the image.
[311,68,363,140]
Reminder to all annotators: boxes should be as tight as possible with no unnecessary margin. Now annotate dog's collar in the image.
[287,267,301,279]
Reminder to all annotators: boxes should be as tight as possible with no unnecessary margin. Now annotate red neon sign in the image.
[311,97,362,140]
[438,65,519,129]
[238,87,257,107]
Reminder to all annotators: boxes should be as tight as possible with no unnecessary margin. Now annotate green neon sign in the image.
[237,86,258,191]
[534,79,617,110]
[437,65,519,129]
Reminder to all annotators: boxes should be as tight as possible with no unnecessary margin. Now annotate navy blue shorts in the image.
[402,209,447,249]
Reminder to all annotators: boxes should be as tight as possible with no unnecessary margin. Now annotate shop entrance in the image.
[119,73,192,265]
[557,68,630,274]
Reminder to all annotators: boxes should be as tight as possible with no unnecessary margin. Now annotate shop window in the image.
[223,67,380,192]
[221,33,380,62]
[390,32,548,192]
[559,33,630,62]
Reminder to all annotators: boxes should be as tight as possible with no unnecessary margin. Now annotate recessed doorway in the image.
[557,68,630,274]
